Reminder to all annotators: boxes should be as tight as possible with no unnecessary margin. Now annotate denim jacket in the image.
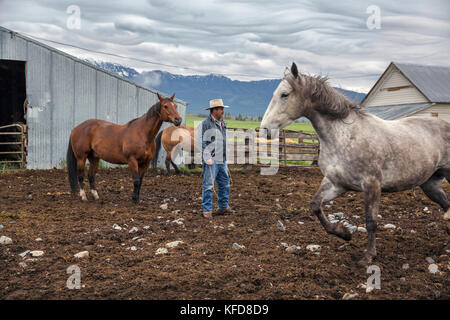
[197,115,227,163]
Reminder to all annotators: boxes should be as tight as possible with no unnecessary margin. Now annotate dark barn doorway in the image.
[0,59,27,168]
[0,59,26,126]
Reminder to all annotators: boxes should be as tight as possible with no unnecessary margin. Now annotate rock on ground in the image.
[129,227,138,233]
[166,240,184,248]
[306,244,321,252]
[74,251,89,258]
[155,247,168,255]
[286,245,301,255]
[19,250,30,258]
[30,250,44,257]
[112,224,122,231]
[428,264,439,274]
[357,227,367,233]
[425,257,435,264]
[232,243,245,250]
[0,236,13,245]
[276,220,286,232]
[342,292,359,300]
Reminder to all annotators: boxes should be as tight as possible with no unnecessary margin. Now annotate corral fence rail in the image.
[0,123,27,169]
[189,128,319,167]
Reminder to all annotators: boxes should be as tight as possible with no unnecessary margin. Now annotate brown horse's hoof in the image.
[333,223,352,241]
[91,190,99,200]
[79,189,88,201]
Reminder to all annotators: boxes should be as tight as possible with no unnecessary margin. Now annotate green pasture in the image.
[185,114,315,133]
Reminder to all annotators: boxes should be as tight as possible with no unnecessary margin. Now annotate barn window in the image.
[431,112,438,118]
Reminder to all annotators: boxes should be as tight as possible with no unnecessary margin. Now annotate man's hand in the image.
[205,158,213,166]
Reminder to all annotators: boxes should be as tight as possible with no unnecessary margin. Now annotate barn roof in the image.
[365,103,430,120]
[395,63,450,103]
[0,26,187,106]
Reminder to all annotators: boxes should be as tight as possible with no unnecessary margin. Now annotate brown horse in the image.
[151,125,197,174]
[67,93,182,203]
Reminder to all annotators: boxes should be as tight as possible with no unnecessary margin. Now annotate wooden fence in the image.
[189,128,319,167]
[0,123,27,168]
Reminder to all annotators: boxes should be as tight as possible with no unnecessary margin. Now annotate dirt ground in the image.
[0,166,449,300]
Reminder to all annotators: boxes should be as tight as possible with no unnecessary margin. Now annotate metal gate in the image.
[0,123,27,169]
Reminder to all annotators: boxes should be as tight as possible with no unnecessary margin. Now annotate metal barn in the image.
[0,26,187,169]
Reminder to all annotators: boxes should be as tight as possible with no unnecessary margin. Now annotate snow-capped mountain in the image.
[88,60,366,117]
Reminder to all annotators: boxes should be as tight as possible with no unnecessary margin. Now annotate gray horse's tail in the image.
[151,130,163,169]
[67,138,78,194]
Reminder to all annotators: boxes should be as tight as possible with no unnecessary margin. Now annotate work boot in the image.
[215,206,233,216]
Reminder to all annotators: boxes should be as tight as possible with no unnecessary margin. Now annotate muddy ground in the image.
[0,166,449,299]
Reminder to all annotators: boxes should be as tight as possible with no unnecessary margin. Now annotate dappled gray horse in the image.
[261,62,450,265]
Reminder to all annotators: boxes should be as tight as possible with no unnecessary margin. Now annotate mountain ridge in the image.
[87,60,366,117]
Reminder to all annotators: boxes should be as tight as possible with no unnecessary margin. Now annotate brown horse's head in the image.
[157,93,182,126]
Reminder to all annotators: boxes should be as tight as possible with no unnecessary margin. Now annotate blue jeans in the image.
[202,161,230,212]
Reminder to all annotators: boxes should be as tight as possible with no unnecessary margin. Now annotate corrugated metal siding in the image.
[117,81,138,123]
[51,53,75,168]
[74,62,96,126]
[365,67,429,107]
[1,30,28,61]
[0,27,188,169]
[96,71,118,123]
[26,41,52,169]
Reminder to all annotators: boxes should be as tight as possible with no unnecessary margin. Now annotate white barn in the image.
[361,62,450,122]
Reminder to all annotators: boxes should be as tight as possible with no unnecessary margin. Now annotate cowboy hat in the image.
[205,99,230,110]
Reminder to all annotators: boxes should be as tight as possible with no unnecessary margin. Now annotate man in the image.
[198,99,233,218]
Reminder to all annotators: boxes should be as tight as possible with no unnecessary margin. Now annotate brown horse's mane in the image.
[146,102,162,121]
[127,102,162,125]
[302,74,367,120]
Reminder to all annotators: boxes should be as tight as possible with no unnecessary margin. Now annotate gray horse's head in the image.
[261,62,362,138]
[260,63,306,137]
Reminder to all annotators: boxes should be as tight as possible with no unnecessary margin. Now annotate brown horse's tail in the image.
[67,137,78,194]
[151,130,163,169]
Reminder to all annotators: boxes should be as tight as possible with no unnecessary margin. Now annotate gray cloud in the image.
[0,0,449,92]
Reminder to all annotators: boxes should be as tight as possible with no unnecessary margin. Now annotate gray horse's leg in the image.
[310,178,351,241]
[444,169,450,220]
[359,177,381,266]
[420,170,450,219]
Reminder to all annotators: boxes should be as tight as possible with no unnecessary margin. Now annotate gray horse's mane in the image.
[302,74,366,120]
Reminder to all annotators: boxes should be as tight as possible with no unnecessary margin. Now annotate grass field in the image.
[185,114,315,132]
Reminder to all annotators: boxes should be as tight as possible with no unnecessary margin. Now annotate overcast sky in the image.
[1,0,449,92]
